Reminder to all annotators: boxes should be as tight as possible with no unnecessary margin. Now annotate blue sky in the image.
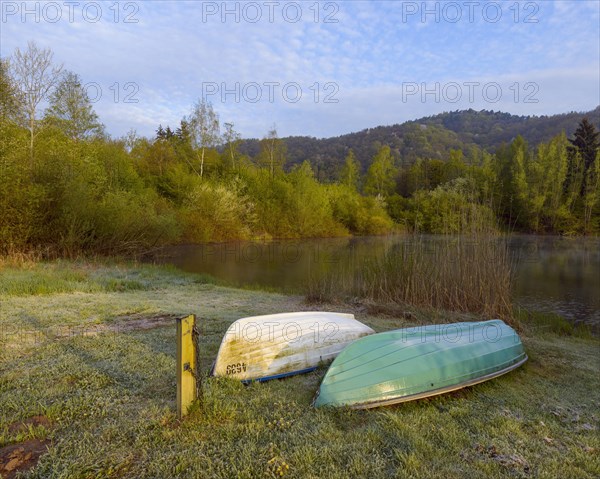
[2,0,599,139]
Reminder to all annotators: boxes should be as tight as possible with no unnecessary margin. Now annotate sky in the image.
[1,0,599,139]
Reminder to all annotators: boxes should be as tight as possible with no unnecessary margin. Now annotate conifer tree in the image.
[569,118,600,172]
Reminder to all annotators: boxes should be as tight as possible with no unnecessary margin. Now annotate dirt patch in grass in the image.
[1,314,180,353]
[108,313,181,332]
[7,415,52,434]
[0,439,49,479]
[476,444,530,475]
[53,313,180,337]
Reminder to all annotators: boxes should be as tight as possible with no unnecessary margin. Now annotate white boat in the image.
[212,312,374,382]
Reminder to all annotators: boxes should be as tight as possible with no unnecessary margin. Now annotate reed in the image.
[307,236,514,321]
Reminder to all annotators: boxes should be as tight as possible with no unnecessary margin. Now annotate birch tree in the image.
[189,99,220,178]
[11,41,63,165]
[223,122,241,171]
[259,125,286,178]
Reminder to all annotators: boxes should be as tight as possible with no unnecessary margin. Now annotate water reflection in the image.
[507,236,600,329]
[156,235,600,330]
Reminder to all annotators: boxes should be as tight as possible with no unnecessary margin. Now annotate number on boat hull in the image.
[226,363,247,375]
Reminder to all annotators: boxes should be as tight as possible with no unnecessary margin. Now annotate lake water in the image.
[156,235,600,331]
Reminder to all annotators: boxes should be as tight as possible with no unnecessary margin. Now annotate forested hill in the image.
[239,107,600,179]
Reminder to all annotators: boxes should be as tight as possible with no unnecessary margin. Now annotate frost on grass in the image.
[0,262,598,478]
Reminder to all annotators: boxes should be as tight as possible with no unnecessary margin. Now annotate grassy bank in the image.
[1,261,599,478]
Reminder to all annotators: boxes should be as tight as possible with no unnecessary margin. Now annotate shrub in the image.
[180,180,255,243]
[402,179,497,234]
[327,185,394,235]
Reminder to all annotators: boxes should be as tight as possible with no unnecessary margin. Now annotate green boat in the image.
[314,320,527,409]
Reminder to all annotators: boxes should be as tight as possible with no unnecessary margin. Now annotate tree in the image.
[155,124,166,141]
[0,57,24,123]
[446,149,467,181]
[45,71,104,140]
[11,41,63,165]
[400,158,427,196]
[582,150,600,232]
[465,151,496,208]
[223,122,241,171]
[568,118,600,172]
[364,145,396,197]
[426,159,447,190]
[175,119,192,144]
[563,151,585,214]
[123,128,139,153]
[528,133,569,231]
[188,99,220,178]
[290,161,338,236]
[502,135,529,228]
[154,124,175,142]
[259,124,286,178]
[172,119,197,173]
[149,124,179,177]
[339,149,360,189]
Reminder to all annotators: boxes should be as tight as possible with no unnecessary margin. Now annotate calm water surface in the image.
[156,235,600,330]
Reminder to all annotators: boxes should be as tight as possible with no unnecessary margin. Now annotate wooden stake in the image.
[176,314,197,418]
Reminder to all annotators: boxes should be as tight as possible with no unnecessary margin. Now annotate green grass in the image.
[0,260,218,297]
[0,261,598,478]
[515,307,594,338]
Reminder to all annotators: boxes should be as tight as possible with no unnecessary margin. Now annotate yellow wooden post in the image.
[176,314,197,418]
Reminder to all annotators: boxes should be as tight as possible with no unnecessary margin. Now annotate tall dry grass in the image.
[307,236,514,321]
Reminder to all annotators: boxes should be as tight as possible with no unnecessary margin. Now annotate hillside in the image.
[239,107,600,179]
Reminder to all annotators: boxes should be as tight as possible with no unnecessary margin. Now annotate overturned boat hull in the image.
[314,320,527,409]
[213,312,374,382]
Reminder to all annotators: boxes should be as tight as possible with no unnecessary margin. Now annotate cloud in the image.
[1,0,598,139]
